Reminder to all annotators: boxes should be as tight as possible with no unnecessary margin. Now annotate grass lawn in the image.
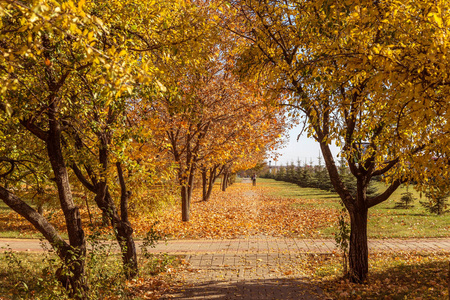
[259,178,450,238]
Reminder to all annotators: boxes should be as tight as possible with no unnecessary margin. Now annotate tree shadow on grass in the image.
[162,278,325,300]
[319,259,448,299]
[297,194,338,199]
[391,212,429,217]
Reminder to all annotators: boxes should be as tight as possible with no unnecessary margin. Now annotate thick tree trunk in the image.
[348,206,369,283]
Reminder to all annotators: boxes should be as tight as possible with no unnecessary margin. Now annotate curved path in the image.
[2,237,449,299]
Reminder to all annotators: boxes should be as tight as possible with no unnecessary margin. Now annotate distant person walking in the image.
[251,173,256,186]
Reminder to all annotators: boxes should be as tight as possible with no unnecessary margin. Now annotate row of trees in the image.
[2,0,450,292]
[0,0,284,297]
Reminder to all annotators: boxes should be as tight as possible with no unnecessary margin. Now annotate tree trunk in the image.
[348,206,369,283]
[181,185,190,221]
[46,111,87,298]
[202,168,207,201]
[115,220,138,278]
[222,172,228,191]
[188,170,194,208]
[201,167,217,202]
[115,162,138,278]
[0,188,87,296]
[205,173,216,201]
[178,160,196,222]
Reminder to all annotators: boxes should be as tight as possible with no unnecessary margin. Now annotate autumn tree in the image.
[0,0,194,291]
[229,0,450,283]
[0,1,104,294]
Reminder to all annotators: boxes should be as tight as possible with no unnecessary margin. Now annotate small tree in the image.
[394,186,416,209]
[421,188,449,215]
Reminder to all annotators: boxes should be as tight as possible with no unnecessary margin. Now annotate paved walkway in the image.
[2,237,449,299]
[2,237,450,254]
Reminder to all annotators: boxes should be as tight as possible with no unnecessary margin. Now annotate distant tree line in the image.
[262,157,449,215]
[261,157,378,197]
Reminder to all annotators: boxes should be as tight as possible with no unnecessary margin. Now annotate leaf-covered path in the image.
[133,180,339,239]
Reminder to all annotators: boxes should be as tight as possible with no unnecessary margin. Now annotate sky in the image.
[268,123,341,166]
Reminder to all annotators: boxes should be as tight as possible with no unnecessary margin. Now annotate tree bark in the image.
[202,168,207,201]
[205,170,216,201]
[0,186,69,254]
[181,185,190,222]
[201,167,217,202]
[180,165,195,221]
[115,162,138,279]
[46,113,87,298]
[348,204,369,283]
[188,169,194,208]
[70,129,139,278]
[319,140,370,283]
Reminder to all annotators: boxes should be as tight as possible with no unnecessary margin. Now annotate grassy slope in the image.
[259,178,450,238]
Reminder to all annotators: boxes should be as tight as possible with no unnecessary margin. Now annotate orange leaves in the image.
[125,276,171,300]
[132,182,338,239]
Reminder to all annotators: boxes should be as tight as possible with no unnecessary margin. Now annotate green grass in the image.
[259,178,450,238]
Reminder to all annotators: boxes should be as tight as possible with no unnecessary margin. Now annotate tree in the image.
[0,1,112,295]
[229,0,450,283]
[421,187,449,215]
[0,0,190,291]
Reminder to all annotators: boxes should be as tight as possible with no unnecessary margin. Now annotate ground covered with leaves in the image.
[132,183,339,239]
[2,179,450,240]
[315,252,449,299]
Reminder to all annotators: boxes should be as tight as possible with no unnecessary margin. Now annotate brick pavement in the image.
[148,237,450,255]
[155,237,450,299]
[2,237,450,254]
